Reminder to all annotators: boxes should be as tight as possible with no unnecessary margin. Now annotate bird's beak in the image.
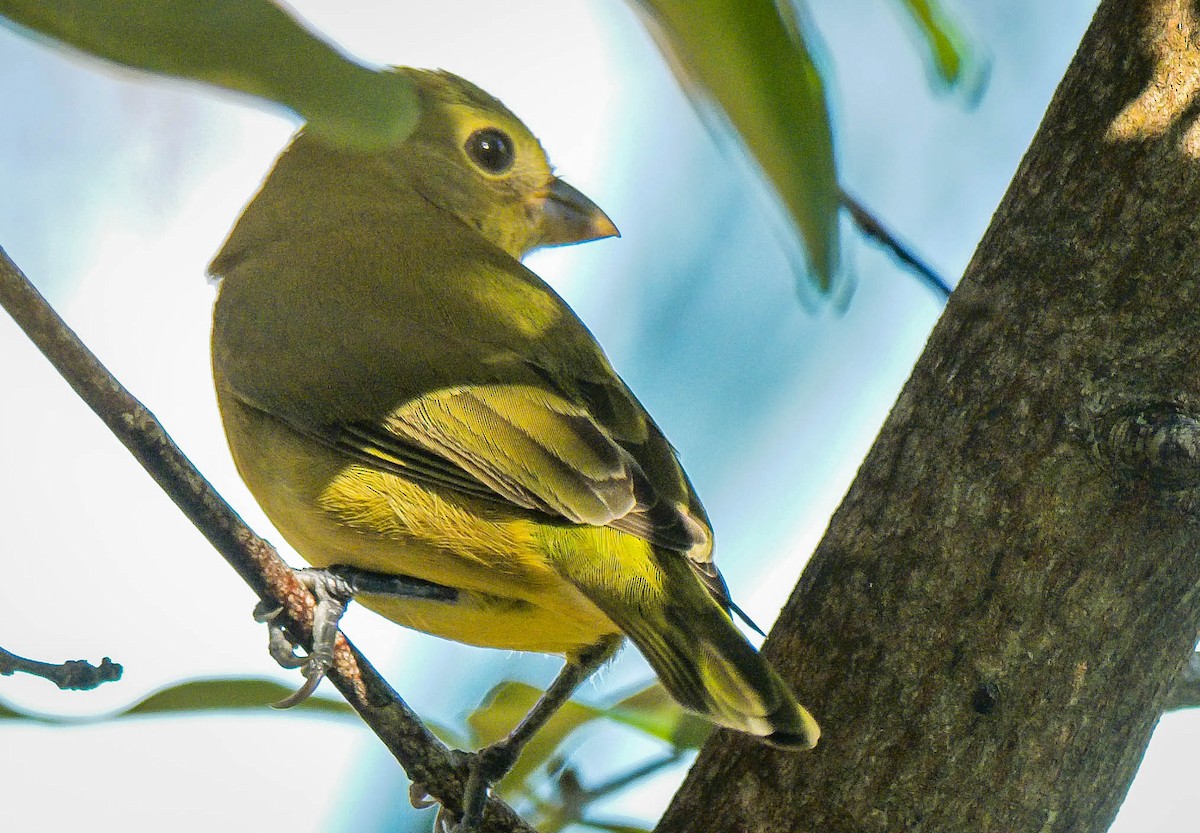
[537,177,620,247]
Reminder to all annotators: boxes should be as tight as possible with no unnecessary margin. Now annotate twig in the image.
[0,645,122,690]
[577,750,684,802]
[841,188,954,300]
[536,751,684,830]
[0,245,533,833]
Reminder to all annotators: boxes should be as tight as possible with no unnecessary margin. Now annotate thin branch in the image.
[576,750,684,802]
[0,245,533,833]
[531,751,684,831]
[841,188,954,300]
[0,645,122,690]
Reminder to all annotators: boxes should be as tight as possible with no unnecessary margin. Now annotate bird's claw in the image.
[271,662,327,709]
[254,601,308,669]
[265,621,308,669]
[408,745,515,833]
[411,783,459,833]
[408,782,438,810]
[251,600,283,623]
[449,741,521,833]
[436,644,616,831]
[251,567,357,707]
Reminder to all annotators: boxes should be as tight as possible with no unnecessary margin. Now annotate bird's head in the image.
[393,68,618,259]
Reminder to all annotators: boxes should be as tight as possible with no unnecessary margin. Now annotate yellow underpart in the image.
[312,463,657,655]
[318,464,553,588]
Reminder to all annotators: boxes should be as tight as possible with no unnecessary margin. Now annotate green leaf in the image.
[632,0,840,293]
[896,0,986,98]
[423,717,471,751]
[463,680,712,801]
[467,682,611,799]
[608,684,713,750]
[0,677,355,723]
[0,0,418,150]
[0,700,30,721]
[581,823,655,833]
[125,677,354,717]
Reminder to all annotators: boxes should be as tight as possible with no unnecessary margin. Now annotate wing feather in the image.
[317,383,709,554]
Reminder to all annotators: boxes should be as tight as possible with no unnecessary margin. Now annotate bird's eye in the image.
[465,128,515,174]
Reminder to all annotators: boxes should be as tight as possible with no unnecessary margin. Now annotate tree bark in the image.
[658,1,1200,831]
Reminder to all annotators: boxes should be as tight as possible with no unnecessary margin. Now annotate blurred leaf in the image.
[582,823,654,833]
[423,717,471,751]
[898,0,963,84]
[126,677,354,716]
[0,677,355,723]
[468,682,610,799]
[609,684,713,750]
[0,0,418,150]
[465,680,712,801]
[0,700,27,720]
[896,0,987,100]
[631,0,840,293]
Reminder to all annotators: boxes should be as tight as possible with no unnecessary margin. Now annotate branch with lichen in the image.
[0,645,122,690]
[0,244,533,833]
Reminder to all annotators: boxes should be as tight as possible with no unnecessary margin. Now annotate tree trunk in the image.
[658,1,1200,830]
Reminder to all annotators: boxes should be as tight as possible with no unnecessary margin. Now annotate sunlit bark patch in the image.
[1106,0,1200,156]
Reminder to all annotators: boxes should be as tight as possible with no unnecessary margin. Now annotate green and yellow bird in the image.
[210,67,818,815]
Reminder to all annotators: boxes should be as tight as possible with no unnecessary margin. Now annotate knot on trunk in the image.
[1080,400,1200,492]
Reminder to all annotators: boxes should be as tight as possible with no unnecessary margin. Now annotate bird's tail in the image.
[577,549,820,750]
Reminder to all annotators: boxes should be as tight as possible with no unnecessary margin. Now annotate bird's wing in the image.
[324,383,709,554]
[214,225,720,585]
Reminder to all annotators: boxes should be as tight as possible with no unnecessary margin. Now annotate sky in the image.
[2,1,1196,831]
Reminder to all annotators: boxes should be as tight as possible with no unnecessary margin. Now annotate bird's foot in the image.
[253,566,459,707]
[252,567,357,707]
[252,600,307,669]
[441,637,621,830]
[440,742,520,833]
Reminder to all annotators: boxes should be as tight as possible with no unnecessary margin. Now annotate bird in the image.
[209,66,818,829]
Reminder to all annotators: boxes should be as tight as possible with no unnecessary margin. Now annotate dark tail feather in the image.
[585,552,820,749]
